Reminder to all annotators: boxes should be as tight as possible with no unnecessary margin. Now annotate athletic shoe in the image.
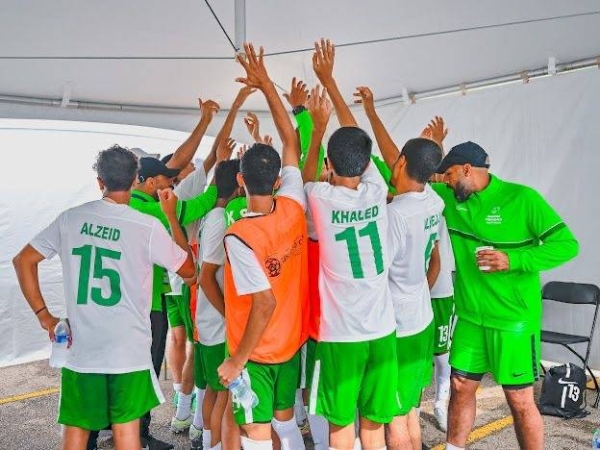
[189,424,202,441]
[170,415,193,433]
[434,404,448,432]
[141,433,175,450]
[189,425,203,450]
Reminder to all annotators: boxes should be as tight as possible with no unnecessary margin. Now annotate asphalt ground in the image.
[0,359,598,449]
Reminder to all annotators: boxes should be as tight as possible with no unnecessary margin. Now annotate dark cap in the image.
[436,141,490,174]
[138,157,181,182]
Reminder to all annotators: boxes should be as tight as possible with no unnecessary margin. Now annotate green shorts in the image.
[300,338,317,390]
[200,342,227,392]
[309,332,399,426]
[432,296,455,355]
[396,321,434,415]
[166,285,194,341]
[193,342,207,389]
[233,352,300,425]
[58,368,162,430]
[450,318,541,387]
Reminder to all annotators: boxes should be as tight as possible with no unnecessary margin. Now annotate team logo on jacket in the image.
[265,257,282,277]
[485,206,502,225]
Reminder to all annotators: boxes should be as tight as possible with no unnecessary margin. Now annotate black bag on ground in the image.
[537,363,589,418]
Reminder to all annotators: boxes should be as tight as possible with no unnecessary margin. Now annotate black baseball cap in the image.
[436,141,490,174]
[138,157,181,182]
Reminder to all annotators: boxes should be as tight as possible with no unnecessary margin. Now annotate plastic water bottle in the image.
[593,428,600,449]
[228,376,259,409]
[49,319,70,368]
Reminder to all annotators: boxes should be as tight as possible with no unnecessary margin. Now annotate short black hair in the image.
[327,127,372,177]
[240,144,281,196]
[93,145,138,191]
[400,138,443,184]
[215,159,241,199]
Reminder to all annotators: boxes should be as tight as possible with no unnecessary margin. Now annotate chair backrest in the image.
[542,281,600,306]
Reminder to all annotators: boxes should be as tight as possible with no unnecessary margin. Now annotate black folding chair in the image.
[541,281,600,408]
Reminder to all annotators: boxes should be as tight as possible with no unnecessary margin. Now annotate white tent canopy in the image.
[1,2,600,368]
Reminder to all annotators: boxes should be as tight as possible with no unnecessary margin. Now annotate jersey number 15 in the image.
[72,245,122,306]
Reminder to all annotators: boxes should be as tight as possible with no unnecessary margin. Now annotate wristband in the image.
[292,105,307,115]
[34,306,48,316]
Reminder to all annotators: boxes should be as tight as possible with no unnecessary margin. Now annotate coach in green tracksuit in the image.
[431,141,578,450]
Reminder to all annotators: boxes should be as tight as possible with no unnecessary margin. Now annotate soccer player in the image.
[356,85,444,449]
[304,40,398,450]
[194,158,243,450]
[217,42,308,450]
[432,142,579,450]
[12,146,196,450]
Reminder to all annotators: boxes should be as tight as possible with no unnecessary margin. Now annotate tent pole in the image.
[234,0,246,53]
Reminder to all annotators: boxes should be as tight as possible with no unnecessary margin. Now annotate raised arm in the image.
[236,43,299,167]
[313,38,357,127]
[167,98,220,171]
[354,86,399,168]
[302,85,332,183]
[205,87,255,174]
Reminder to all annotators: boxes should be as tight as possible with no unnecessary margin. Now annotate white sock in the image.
[173,383,182,393]
[176,391,192,420]
[294,390,307,425]
[202,429,212,449]
[445,444,464,450]
[307,414,329,449]
[434,353,451,407]
[240,436,273,450]
[210,444,222,450]
[193,387,205,428]
[272,417,305,450]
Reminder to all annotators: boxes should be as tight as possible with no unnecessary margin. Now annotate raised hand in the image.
[262,135,274,146]
[283,77,309,108]
[217,137,236,162]
[244,112,262,142]
[307,85,332,130]
[199,98,220,121]
[420,116,448,147]
[234,86,257,107]
[236,43,270,90]
[237,144,249,160]
[313,39,335,85]
[158,188,178,218]
[353,86,376,115]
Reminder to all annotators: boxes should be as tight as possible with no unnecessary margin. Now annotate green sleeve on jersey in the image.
[505,189,579,272]
[296,110,325,181]
[178,185,218,226]
[370,154,396,194]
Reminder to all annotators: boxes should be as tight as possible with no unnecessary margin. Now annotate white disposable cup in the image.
[475,245,494,271]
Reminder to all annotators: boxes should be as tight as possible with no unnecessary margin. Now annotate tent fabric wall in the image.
[1,68,599,369]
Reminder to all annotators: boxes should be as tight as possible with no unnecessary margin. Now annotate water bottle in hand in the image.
[49,319,70,368]
[593,428,600,449]
[228,375,258,409]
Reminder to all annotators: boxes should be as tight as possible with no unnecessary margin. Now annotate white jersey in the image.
[196,207,226,346]
[430,215,455,298]
[167,166,207,295]
[305,163,396,342]
[387,184,444,337]
[30,199,187,374]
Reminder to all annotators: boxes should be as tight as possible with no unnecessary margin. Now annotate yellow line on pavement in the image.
[0,387,59,406]
[431,415,514,450]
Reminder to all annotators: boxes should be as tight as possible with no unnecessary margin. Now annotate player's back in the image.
[387,184,444,336]
[305,164,396,342]
[45,199,184,372]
